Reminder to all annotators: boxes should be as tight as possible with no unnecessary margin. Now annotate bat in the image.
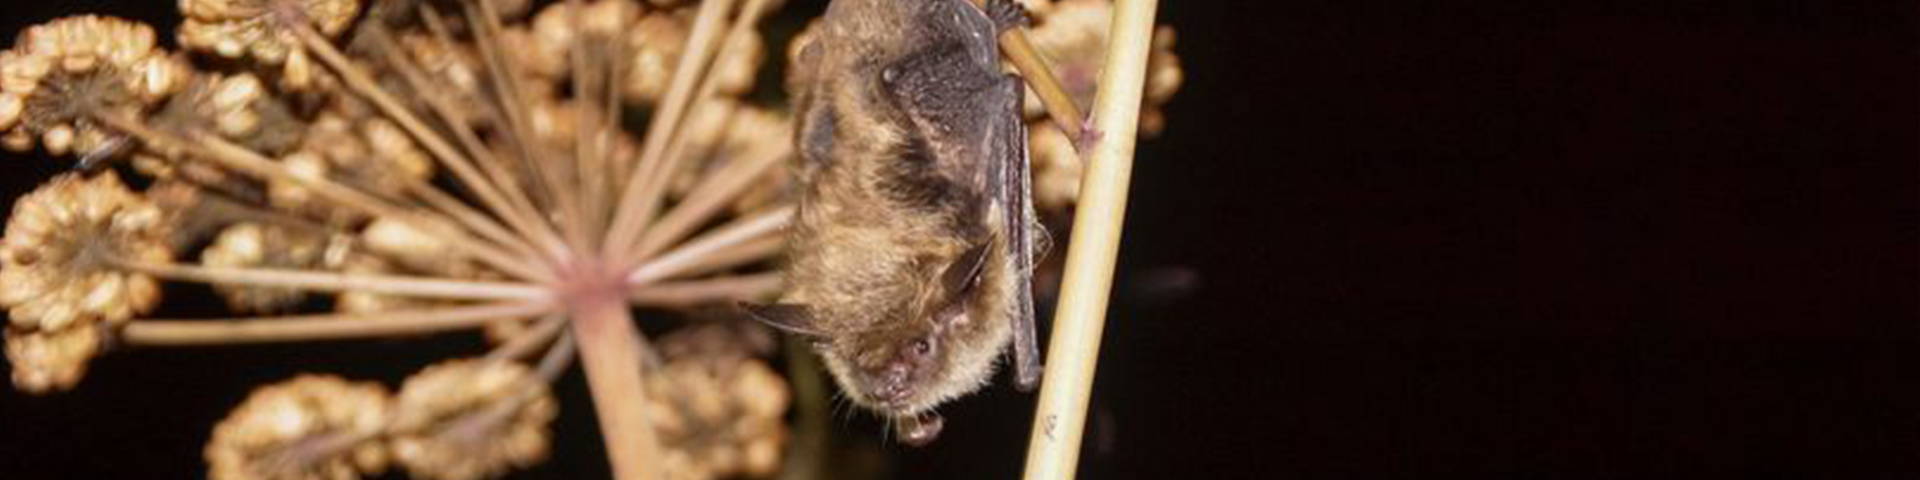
[745,0,1045,445]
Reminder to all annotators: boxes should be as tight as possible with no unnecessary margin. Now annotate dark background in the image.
[2,0,1916,479]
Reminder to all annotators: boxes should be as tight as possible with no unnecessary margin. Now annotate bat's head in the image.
[744,239,1012,442]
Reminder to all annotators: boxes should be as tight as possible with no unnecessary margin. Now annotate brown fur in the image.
[757,0,1038,426]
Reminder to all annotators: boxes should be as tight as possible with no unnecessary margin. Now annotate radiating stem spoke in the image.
[121,261,551,301]
[627,206,790,285]
[628,272,782,307]
[121,301,555,346]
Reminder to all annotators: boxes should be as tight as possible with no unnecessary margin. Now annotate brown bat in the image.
[744,0,1045,445]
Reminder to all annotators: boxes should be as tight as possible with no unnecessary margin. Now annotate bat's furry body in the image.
[751,0,1043,443]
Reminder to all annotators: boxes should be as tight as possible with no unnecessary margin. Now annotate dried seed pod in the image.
[201,223,333,312]
[206,374,392,480]
[0,16,190,156]
[177,0,363,89]
[4,322,101,393]
[359,217,479,279]
[389,359,556,480]
[0,173,169,333]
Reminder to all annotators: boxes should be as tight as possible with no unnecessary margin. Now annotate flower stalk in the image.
[570,285,664,480]
[1021,0,1160,478]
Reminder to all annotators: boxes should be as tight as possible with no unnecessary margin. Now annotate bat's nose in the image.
[872,363,914,403]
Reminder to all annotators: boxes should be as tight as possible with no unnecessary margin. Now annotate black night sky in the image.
[1,1,1915,479]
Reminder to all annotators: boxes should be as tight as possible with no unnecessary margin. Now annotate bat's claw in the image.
[983,0,1031,31]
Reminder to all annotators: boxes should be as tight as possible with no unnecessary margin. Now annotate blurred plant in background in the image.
[0,0,1177,478]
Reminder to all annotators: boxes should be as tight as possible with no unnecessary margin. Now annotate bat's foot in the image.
[983,0,1031,31]
[1072,121,1104,155]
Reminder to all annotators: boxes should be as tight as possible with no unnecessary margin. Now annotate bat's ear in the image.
[740,302,824,337]
[940,242,993,299]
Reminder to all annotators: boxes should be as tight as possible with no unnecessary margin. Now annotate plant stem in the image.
[120,301,554,345]
[627,272,781,307]
[569,288,664,480]
[291,24,559,256]
[99,113,554,282]
[120,261,551,301]
[626,206,790,285]
[1021,0,1157,478]
[486,313,568,362]
[632,141,788,260]
[967,0,1091,149]
[602,0,740,265]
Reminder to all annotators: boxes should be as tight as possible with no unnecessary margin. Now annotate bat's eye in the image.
[910,337,936,358]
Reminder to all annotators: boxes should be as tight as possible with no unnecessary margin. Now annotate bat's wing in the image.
[993,76,1045,391]
[879,43,1045,390]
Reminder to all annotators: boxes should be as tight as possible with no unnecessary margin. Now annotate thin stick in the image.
[486,313,568,362]
[631,142,787,260]
[122,261,551,301]
[449,1,561,221]
[120,301,555,345]
[966,0,1091,150]
[627,207,790,285]
[1021,0,1157,478]
[564,0,600,250]
[610,0,775,270]
[100,114,554,282]
[406,182,549,264]
[601,0,740,264]
[570,291,664,480]
[364,25,571,260]
[627,272,781,308]
[291,24,556,255]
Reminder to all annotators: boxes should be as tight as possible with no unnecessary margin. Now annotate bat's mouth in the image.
[894,411,945,446]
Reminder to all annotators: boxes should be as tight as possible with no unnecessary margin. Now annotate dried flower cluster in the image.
[206,374,392,480]
[3,173,168,392]
[0,0,1178,478]
[0,16,188,156]
[387,359,556,480]
[206,358,559,480]
[650,323,790,480]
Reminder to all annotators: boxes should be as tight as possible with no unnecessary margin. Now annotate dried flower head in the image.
[178,0,362,88]
[147,72,303,155]
[206,374,392,480]
[5,322,101,393]
[1023,0,1182,134]
[648,323,789,480]
[359,217,478,279]
[0,16,190,156]
[389,359,557,480]
[0,173,168,333]
[201,222,340,312]
[268,108,432,224]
